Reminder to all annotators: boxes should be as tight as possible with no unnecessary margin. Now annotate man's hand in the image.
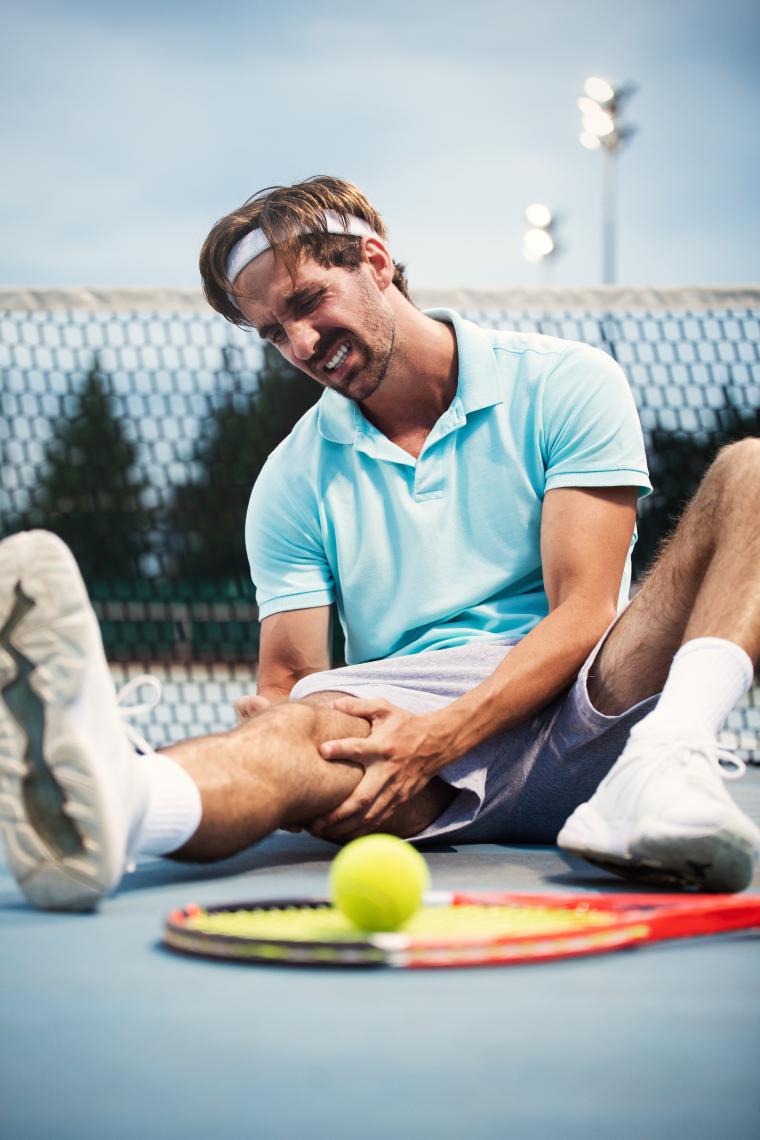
[308,697,453,841]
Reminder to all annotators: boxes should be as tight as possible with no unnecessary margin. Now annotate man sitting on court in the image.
[1,176,758,912]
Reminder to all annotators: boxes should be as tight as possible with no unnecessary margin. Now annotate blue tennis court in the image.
[2,286,759,1138]
[2,769,758,1140]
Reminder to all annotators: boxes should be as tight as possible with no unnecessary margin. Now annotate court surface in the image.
[2,770,759,1140]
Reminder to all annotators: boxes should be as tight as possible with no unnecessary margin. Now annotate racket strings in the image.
[182,903,619,943]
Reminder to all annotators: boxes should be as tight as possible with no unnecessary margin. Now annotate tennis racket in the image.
[163,890,760,969]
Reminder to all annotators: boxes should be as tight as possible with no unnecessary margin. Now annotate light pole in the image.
[522,203,562,283]
[578,76,637,285]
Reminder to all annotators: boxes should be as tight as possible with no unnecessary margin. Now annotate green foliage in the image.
[21,358,146,582]
[635,400,760,573]
[169,345,320,580]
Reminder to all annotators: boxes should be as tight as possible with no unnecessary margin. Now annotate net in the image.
[1,286,758,756]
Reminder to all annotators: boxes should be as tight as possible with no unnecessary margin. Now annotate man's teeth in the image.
[325,342,349,371]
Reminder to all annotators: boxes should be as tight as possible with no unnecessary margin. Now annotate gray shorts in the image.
[289,633,659,845]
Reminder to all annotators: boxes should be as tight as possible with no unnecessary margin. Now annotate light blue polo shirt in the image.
[246,309,652,665]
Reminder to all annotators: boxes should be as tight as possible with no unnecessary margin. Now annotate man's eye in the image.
[268,328,285,344]
[301,292,323,313]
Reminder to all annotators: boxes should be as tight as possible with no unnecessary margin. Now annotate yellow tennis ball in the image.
[329,835,430,932]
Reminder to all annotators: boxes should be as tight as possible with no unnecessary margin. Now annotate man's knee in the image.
[233,697,318,745]
[297,690,352,709]
[707,437,760,490]
[674,436,760,536]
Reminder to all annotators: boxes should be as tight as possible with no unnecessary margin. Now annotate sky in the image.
[1,0,759,290]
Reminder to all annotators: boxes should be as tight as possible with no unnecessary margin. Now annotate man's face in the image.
[234,250,396,402]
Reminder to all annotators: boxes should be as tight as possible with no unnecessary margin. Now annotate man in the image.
[1,176,758,913]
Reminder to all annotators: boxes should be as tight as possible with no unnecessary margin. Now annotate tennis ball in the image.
[329,834,430,931]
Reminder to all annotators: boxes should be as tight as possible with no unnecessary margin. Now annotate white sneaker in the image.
[0,530,149,911]
[557,726,760,892]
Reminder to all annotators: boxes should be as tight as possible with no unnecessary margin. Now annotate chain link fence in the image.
[1,286,758,756]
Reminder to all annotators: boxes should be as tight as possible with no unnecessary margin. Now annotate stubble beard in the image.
[320,280,396,403]
[344,323,395,403]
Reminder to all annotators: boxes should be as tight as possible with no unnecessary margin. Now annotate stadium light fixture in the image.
[584,76,615,104]
[525,203,553,229]
[578,77,638,285]
[521,205,562,274]
[579,131,602,151]
[582,110,615,137]
[524,229,555,258]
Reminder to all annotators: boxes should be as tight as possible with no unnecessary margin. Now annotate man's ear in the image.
[361,236,395,291]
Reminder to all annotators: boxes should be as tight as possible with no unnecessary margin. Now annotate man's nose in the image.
[288,321,319,362]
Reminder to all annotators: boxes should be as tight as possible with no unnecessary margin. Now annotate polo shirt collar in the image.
[317,385,362,444]
[317,307,502,444]
[425,308,502,415]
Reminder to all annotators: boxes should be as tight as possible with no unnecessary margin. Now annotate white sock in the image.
[130,750,203,857]
[634,637,754,739]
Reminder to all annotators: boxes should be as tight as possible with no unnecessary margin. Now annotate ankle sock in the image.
[634,636,754,739]
[130,750,203,857]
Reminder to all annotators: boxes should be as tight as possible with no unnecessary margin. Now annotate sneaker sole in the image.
[559,809,757,893]
[0,531,119,910]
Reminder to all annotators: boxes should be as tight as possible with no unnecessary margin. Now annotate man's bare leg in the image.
[588,438,760,713]
[162,692,456,862]
[559,440,760,892]
[0,530,455,912]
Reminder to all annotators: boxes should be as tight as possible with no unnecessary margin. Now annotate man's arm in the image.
[235,607,332,718]
[311,485,637,836]
[434,485,637,754]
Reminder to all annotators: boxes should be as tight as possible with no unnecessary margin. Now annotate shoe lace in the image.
[116,674,163,755]
[711,741,747,781]
[625,731,747,794]
[673,736,747,782]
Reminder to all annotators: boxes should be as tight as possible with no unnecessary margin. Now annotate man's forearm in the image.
[430,598,616,763]
[256,671,322,703]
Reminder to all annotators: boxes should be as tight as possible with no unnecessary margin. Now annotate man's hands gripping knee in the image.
[230,686,455,843]
[308,696,455,841]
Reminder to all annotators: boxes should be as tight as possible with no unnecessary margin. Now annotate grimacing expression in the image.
[235,253,396,403]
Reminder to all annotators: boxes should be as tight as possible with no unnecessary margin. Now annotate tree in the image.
[170,344,320,581]
[22,357,146,585]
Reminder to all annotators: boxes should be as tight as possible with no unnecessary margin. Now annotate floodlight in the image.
[582,110,615,137]
[522,244,543,263]
[577,96,599,116]
[576,75,638,284]
[523,229,554,257]
[584,76,614,103]
[525,203,552,228]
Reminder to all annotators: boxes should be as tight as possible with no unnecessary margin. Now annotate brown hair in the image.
[199,175,410,327]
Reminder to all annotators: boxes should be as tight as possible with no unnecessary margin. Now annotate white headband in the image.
[226,209,382,286]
